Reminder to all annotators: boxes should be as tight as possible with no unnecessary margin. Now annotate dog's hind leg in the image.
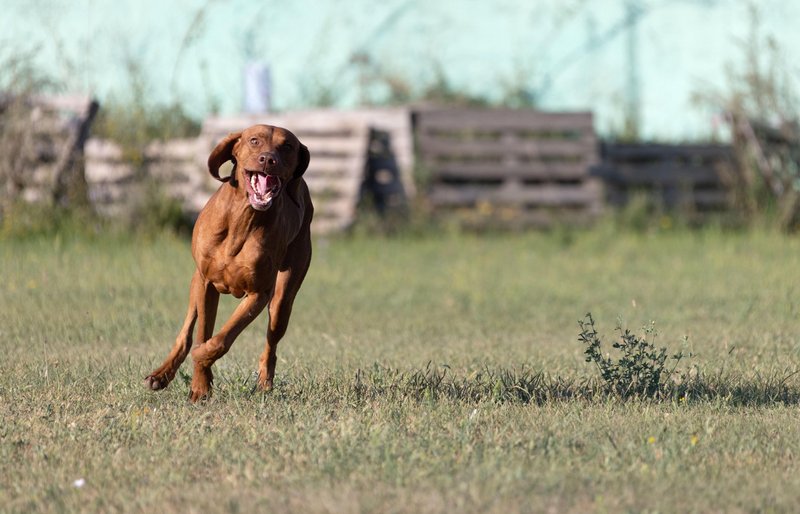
[257,226,312,391]
[145,270,217,391]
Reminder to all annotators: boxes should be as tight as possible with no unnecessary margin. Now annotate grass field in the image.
[2,227,800,513]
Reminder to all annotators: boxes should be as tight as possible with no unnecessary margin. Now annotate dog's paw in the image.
[257,379,274,392]
[188,387,211,403]
[144,374,169,391]
[188,367,213,403]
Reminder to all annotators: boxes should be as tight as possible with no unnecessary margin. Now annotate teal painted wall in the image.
[2,0,798,140]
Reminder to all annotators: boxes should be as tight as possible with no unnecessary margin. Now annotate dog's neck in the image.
[217,184,284,256]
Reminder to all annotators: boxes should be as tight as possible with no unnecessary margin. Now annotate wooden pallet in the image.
[415,108,602,226]
[203,109,412,234]
[592,143,735,213]
[0,94,98,204]
[85,138,208,218]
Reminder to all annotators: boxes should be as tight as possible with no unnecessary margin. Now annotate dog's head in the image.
[208,124,310,211]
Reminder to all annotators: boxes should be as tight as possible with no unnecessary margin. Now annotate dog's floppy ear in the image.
[293,142,310,180]
[208,131,241,182]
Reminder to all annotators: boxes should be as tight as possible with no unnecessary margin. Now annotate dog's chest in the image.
[198,232,283,298]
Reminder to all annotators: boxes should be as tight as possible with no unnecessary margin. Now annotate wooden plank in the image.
[298,137,366,155]
[85,139,124,160]
[303,174,355,191]
[145,139,201,160]
[418,138,595,160]
[416,109,594,133]
[204,114,363,138]
[304,159,358,176]
[30,94,95,117]
[430,183,599,207]
[604,163,723,186]
[428,161,590,181]
[602,143,733,160]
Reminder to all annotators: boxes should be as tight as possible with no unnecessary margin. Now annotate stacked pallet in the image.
[0,94,98,205]
[415,108,602,226]
[84,138,209,218]
[593,143,735,214]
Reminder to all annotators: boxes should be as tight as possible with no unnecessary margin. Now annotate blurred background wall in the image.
[1,0,797,140]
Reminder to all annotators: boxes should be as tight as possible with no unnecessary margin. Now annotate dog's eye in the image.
[280,143,293,152]
[249,137,260,146]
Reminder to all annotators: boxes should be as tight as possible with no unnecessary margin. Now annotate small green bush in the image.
[579,313,688,398]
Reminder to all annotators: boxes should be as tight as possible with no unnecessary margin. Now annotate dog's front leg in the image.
[188,292,269,402]
[145,270,213,391]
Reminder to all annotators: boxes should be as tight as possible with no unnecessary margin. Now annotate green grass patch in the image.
[1,229,799,512]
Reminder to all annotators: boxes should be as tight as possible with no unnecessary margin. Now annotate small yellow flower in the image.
[690,435,699,446]
[647,436,656,444]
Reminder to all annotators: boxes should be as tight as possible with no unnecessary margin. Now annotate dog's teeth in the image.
[250,174,258,192]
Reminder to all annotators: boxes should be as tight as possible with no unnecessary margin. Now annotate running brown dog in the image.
[145,124,312,402]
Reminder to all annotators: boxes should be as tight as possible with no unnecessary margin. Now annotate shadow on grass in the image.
[214,363,800,407]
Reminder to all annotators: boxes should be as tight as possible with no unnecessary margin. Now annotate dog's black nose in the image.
[258,152,277,167]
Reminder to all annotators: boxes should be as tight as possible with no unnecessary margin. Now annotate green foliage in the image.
[128,179,194,237]
[579,313,687,398]
[695,6,800,232]
[0,200,99,240]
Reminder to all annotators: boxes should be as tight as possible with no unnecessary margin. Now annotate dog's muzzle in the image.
[244,170,281,211]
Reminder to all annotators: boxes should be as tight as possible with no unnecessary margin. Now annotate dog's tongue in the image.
[256,174,280,194]
[255,173,268,193]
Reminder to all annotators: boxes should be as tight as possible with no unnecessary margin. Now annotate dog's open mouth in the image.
[244,170,281,210]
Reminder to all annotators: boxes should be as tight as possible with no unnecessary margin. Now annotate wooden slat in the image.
[30,94,95,117]
[303,174,354,191]
[297,137,366,156]
[596,142,735,215]
[304,158,359,176]
[602,143,733,160]
[429,161,590,181]
[430,182,599,207]
[417,109,594,132]
[418,138,595,160]
[145,139,200,160]
[604,163,723,186]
